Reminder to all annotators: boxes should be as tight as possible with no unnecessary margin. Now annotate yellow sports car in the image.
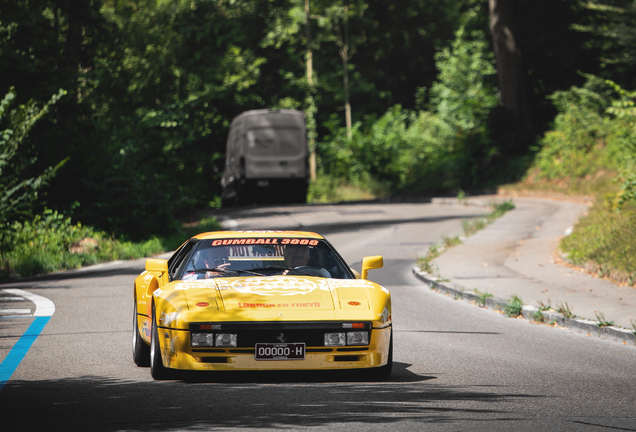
[132,230,392,380]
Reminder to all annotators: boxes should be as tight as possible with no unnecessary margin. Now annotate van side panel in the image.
[221,109,309,205]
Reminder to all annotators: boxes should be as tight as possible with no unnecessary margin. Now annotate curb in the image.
[431,197,503,207]
[412,267,636,347]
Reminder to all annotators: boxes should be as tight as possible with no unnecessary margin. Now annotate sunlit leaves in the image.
[428,26,498,131]
[0,87,67,228]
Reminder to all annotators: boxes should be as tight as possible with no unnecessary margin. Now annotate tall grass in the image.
[520,75,636,285]
[0,210,220,281]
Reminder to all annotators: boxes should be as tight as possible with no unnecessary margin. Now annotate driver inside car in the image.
[183,246,231,279]
[283,244,330,277]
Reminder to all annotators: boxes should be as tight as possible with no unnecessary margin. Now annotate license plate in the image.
[255,343,305,360]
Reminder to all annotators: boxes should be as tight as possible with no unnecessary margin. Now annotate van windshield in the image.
[247,128,303,156]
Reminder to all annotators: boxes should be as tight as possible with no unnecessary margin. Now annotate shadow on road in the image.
[0,362,544,431]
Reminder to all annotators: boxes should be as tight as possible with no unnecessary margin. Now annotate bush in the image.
[0,209,167,280]
[308,175,386,203]
[529,75,636,285]
[316,25,499,195]
[532,75,636,196]
[504,295,524,318]
[0,87,67,227]
[428,26,498,131]
[561,199,636,278]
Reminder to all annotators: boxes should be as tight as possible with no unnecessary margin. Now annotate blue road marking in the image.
[0,316,51,391]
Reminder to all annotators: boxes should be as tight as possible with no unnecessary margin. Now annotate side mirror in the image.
[361,256,383,280]
[146,258,168,273]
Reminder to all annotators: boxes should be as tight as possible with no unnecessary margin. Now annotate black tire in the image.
[221,190,238,208]
[132,299,150,367]
[150,304,173,380]
[292,185,308,204]
[374,329,393,380]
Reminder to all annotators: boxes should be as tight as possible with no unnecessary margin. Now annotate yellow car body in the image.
[132,231,392,380]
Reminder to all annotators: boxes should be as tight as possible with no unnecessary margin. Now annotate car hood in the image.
[162,276,385,323]
[215,276,337,310]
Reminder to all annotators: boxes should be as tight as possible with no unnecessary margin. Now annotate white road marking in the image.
[0,309,32,315]
[1,289,55,317]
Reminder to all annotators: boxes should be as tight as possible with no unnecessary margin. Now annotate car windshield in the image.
[179,238,355,280]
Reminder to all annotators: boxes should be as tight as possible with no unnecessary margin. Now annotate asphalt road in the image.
[1,200,634,431]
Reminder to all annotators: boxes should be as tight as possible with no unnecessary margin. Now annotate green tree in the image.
[2,1,274,238]
[309,1,368,138]
[0,0,504,238]
[487,0,606,153]
[428,26,499,132]
[0,87,67,231]
[574,0,636,88]
[488,0,532,151]
[319,21,500,194]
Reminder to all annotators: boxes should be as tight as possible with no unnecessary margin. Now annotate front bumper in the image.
[155,325,391,372]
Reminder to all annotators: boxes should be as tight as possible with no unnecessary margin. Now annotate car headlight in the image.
[191,333,215,347]
[215,333,237,347]
[324,332,346,346]
[324,331,369,346]
[346,331,369,346]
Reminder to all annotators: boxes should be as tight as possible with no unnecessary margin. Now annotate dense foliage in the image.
[317,25,499,197]
[528,75,636,280]
[0,0,470,239]
[1,0,635,280]
[0,88,66,224]
[531,75,635,196]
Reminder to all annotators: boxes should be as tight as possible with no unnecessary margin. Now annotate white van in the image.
[221,109,309,205]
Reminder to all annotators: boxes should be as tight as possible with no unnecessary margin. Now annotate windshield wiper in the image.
[193,267,267,277]
[190,267,237,276]
[231,268,266,276]
[250,265,319,277]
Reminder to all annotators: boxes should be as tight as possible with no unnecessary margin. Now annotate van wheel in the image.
[221,194,237,208]
[287,186,307,204]
[296,187,308,204]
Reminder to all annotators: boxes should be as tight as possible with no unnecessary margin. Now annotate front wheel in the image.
[150,304,173,380]
[132,299,150,367]
[374,329,393,380]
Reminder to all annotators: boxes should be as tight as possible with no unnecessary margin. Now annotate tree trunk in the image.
[305,0,317,181]
[341,6,352,139]
[488,0,533,153]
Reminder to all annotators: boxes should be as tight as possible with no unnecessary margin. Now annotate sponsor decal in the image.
[142,320,150,338]
[210,238,319,246]
[238,301,321,308]
[153,288,162,297]
[228,244,285,260]
[217,277,330,296]
[378,307,391,324]
[160,311,180,326]
[330,279,376,288]
[196,302,209,307]
[169,336,179,359]
[238,302,275,308]
[348,301,361,306]
[174,279,218,291]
